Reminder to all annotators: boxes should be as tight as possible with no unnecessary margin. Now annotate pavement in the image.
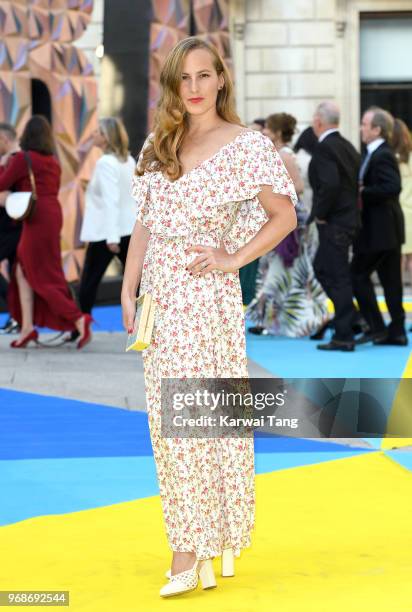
[0,331,274,411]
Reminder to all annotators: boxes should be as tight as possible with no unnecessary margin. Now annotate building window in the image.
[360,13,412,130]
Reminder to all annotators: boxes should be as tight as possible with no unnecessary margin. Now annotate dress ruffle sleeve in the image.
[131,133,154,230]
[221,131,298,254]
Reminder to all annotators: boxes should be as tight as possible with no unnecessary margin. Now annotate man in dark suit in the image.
[352,107,407,346]
[308,101,361,351]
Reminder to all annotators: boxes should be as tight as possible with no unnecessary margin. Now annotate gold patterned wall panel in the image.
[0,0,99,281]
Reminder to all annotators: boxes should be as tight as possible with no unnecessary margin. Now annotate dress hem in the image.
[169,531,255,561]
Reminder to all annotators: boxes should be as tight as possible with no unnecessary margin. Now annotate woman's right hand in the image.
[121,294,136,334]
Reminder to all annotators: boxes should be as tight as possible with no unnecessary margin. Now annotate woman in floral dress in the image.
[121,37,297,598]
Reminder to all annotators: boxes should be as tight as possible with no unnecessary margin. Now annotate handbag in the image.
[5,152,37,221]
[125,292,156,352]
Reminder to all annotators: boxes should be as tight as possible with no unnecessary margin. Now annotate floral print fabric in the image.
[131,129,297,560]
[246,238,330,337]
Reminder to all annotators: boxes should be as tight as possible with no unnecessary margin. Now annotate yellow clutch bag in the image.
[125,293,156,352]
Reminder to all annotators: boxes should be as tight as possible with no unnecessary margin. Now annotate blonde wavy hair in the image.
[136,36,242,181]
[99,117,129,162]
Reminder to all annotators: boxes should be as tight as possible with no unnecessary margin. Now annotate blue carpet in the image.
[253,433,367,453]
[0,389,370,461]
[384,450,412,473]
[91,304,124,332]
[255,450,372,475]
[0,389,153,460]
[362,437,384,449]
[0,447,372,527]
[0,387,387,526]
[0,456,158,526]
[245,321,411,378]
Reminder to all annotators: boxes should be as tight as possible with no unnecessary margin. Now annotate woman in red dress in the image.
[0,115,92,349]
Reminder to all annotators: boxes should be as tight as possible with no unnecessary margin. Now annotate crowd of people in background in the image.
[246,112,329,338]
[0,100,411,351]
[0,115,135,349]
[244,102,411,350]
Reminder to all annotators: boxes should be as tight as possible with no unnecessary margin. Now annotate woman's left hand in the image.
[185,241,240,276]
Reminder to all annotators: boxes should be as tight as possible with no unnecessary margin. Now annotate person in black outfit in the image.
[352,107,407,346]
[308,102,361,351]
[0,123,21,333]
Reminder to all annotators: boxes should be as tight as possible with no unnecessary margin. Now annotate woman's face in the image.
[92,126,107,149]
[179,48,224,117]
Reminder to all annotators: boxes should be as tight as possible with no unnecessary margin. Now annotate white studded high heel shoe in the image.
[160,558,216,597]
[165,547,234,579]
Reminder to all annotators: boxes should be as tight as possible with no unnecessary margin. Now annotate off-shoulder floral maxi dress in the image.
[131,129,297,561]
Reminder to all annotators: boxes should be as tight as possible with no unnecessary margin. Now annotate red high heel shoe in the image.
[77,314,94,350]
[10,329,38,348]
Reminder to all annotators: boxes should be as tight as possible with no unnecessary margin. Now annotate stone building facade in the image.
[74,0,104,99]
[229,0,412,146]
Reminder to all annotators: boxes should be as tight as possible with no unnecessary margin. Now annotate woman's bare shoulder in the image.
[220,123,255,140]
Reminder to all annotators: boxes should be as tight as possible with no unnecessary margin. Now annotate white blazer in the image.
[80,153,136,244]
